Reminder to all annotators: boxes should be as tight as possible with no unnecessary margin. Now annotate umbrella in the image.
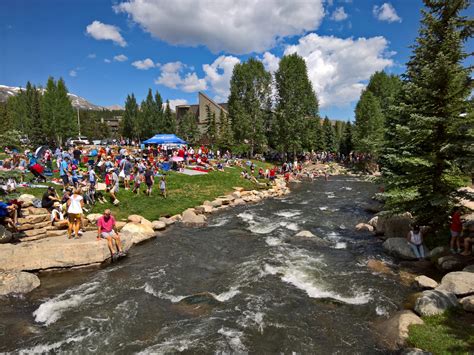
[34,146,49,158]
[171,156,184,162]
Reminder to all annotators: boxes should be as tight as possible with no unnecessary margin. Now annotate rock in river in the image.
[383,238,429,260]
[0,271,40,295]
[374,310,424,350]
[436,271,474,296]
[414,289,458,316]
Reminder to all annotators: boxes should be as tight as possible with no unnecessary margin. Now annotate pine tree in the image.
[354,90,384,154]
[6,92,27,134]
[205,105,218,146]
[314,118,325,151]
[154,91,164,132]
[366,71,402,118]
[322,117,337,152]
[275,53,319,156]
[29,87,43,145]
[54,78,77,146]
[163,100,176,134]
[122,94,138,140]
[178,111,199,144]
[218,109,234,150]
[340,122,354,156]
[383,0,474,230]
[228,58,271,156]
[41,77,57,144]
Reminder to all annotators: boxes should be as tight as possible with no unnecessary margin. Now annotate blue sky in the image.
[1,0,472,120]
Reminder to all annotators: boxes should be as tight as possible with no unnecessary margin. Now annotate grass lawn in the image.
[407,308,474,354]
[5,160,274,221]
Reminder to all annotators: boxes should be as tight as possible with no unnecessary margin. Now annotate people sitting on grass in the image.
[97,209,126,258]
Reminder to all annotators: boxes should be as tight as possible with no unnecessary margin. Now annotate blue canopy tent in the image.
[142,134,187,145]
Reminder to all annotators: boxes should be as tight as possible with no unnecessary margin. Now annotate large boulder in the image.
[436,271,474,296]
[127,215,143,223]
[181,209,207,227]
[459,295,474,312]
[414,289,458,316]
[374,310,424,350]
[0,232,135,271]
[0,225,13,244]
[0,271,40,295]
[383,238,429,260]
[115,221,127,231]
[437,255,465,271]
[140,218,154,230]
[414,275,438,290]
[372,213,413,237]
[463,265,474,273]
[429,246,447,259]
[121,222,155,244]
[18,194,36,207]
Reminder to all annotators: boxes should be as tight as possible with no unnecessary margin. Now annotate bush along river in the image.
[0,176,412,353]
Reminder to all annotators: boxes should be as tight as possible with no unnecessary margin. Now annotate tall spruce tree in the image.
[218,109,234,150]
[55,78,77,145]
[178,111,199,144]
[322,117,337,152]
[41,77,57,144]
[383,0,474,230]
[122,94,138,140]
[354,90,384,154]
[275,53,319,156]
[366,71,402,119]
[163,100,176,134]
[228,58,271,156]
[340,122,354,156]
[29,86,43,145]
[154,91,164,132]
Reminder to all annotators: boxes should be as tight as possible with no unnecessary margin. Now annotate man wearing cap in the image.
[41,186,60,210]
[97,209,126,258]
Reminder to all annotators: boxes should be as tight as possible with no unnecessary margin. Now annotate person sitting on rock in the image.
[97,209,126,259]
[406,224,425,261]
[460,222,474,256]
[0,201,19,231]
[41,186,60,210]
[50,201,64,225]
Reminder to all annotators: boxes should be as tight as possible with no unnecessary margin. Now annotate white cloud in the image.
[154,61,207,92]
[261,52,280,73]
[86,20,127,47]
[131,58,156,70]
[181,73,207,92]
[104,58,111,63]
[331,7,348,21]
[114,0,324,54]
[284,33,394,107]
[373,3,402,23]
[69,70,77,77]
[165,99,188,111]
[113,54,128,62]
[87,53,96,59]
[203,55,240,102]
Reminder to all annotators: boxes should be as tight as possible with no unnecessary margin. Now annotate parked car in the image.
[92,139,101,146]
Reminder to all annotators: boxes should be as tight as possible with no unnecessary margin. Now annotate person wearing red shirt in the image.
[450,207,462,253]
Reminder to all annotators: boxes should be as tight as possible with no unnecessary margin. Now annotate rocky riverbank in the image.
[0,179,290,296]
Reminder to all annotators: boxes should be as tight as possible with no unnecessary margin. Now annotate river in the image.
[0,176,410,353]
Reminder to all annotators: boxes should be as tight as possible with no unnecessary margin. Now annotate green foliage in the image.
[218,109,233,150]
[340,121,354,155]
[322,117,337,152]
[382,0,473,229]
[274,53,319,155]
[408,308,474,355]
[0,130,23,149]
[205,105,218,146]
[354,90,385,154]
[177,111,199,145]
[228,58,271,155]
[162,100,176,134]
[122,94,138,139]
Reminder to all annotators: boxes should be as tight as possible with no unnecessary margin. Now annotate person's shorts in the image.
[68,213,82,222]
[61,175,68,184]
[101,231,117,239]
[125,175,131,181]
[146,183,153,188]
[450,230,460,237]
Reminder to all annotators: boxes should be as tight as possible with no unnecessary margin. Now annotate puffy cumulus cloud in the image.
[132,58,157,70]
[114,0,324,54]
[373,3,402,23]
[113,54,128,62]
[284,33,394,107]
[203,55,240,102]
[261,52,280,73]
[86,21,127,47]
[330,7,348,21]
[154,61,207,92]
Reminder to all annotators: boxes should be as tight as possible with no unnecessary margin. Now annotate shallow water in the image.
[0,177,408,353]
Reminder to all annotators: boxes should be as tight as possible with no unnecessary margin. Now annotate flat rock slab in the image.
[0,271,40,295]
[0,231,147,272]
[414,275,438,290]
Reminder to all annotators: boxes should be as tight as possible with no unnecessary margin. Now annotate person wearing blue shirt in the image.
[60,158,70,187]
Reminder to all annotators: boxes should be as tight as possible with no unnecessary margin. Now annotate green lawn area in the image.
[5,160,274,221]
[408,308,474,355]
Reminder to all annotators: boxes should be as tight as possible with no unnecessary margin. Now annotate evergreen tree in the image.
[29,87,43,145]
[54,78,77,145]
[354,90,384,154]
[275,53,319,156]
[313,118,325,151]
[154,91,164,132]
[138,89,157,140]
[218,109,234,150]
[205,105,218,146]
[383,0,474,229]
[163,100,176,134]
[340,122,354,156]
[366,71,402,118]
[122,94,138,140]
[6,92,27,134]
[228,58,271,155]
[322,117,337,152]
[178,111,199,145]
